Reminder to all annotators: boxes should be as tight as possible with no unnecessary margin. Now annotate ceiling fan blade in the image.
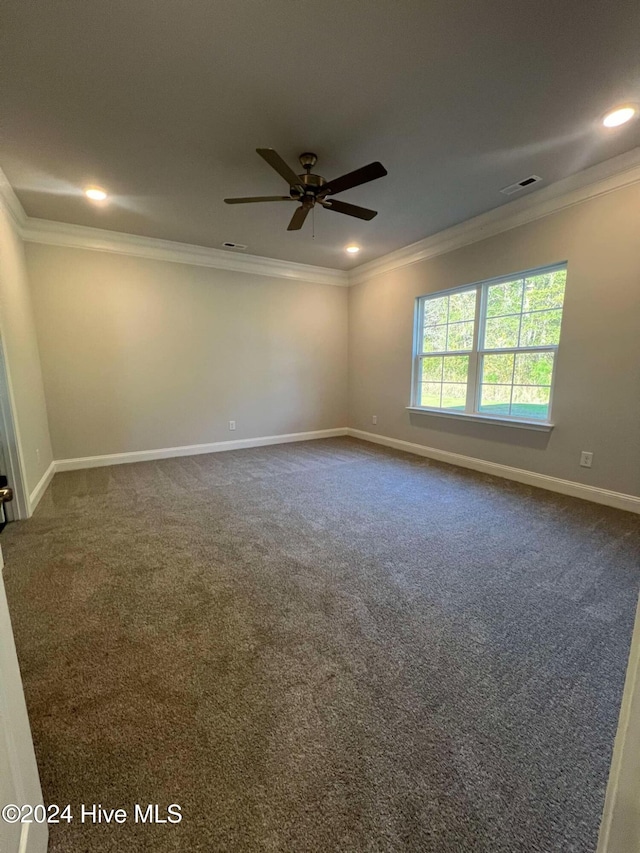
[320,161,387,197]
[256,149,304,190]
[287,205,311,231]
[321,199,378,220]
[224,196,293,204]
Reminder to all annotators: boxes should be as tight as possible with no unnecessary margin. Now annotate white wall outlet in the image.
[36,448,40,464]
[372,415,378,425]
[229,420,236,431]
[580,451,593,468]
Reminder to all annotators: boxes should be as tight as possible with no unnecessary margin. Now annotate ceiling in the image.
[2,0,639,271]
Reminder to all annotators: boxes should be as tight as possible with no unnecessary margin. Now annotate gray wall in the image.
[349,183,640,497]
[26,244,348,461]
[20,180,640,497]
[0,204,53,498]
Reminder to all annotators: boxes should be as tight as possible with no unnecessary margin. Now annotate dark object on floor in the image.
[3,438,639,852]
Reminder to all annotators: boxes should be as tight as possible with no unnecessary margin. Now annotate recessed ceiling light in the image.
[84,186,108,201]
[345,245,360,254]
[602,105,637,128]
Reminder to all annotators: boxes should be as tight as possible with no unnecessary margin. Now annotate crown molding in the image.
[3,148,640,288]
[349,146,640,285]
[0,166,347,287]
[21,218,349,286]
[0,170,27,230]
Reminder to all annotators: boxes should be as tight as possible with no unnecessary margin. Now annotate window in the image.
[412,264,567,424]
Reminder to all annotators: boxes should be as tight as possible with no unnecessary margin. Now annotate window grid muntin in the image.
[477,347,556,420]
[421,304,476,356]
[418,354,470,411]
[417,286,477,410]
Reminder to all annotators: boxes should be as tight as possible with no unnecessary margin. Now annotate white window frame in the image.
[409,263,567,431]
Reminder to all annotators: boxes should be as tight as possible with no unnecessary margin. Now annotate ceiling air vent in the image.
[500,175,542,196]
[222,241,248,250]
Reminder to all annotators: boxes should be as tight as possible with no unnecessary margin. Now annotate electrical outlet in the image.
[229,420,236,431]
[580,451,593,468]
[372,415,378,425]
[36,448,40,464]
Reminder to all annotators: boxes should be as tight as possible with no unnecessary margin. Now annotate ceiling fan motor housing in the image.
[297,172,326,191]
[290,153,325,201]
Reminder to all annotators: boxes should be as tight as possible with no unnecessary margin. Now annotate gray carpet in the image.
[3,437,639,852]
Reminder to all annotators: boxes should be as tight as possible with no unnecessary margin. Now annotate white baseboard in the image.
[26,427,640,515]
[54,428,349,472]
[28,461,55,513]
[348,428,640,514]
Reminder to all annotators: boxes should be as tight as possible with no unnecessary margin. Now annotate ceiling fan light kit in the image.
[225,149,388,231]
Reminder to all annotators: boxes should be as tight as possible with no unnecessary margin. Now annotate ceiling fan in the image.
[224,149,387,231]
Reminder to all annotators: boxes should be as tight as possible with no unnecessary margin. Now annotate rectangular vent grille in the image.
[500,175,542,196]
[222,241,248,250]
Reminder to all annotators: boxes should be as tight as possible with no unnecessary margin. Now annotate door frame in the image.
[0,547,49,852]
[597,594,640,853]
[0,335,29,519]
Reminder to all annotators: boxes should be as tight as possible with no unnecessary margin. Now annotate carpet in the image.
[3,437,639,852]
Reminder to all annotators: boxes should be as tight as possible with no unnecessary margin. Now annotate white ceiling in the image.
[2,0,639,270]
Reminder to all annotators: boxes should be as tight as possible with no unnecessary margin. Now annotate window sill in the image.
[406,406,554,432]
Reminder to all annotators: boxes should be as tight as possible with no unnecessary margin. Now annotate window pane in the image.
[441,383,467,410]
[443,355,469,383]
[511,386,550,420]
[421,290,478,359]
[423,324,447,353]
[482,353,514,384]
[523,269,566,312]
[484,315,520,349]
[422,356,443,382]
[519,309,562,347]
[479,384,511,415]
[419,356,469,411]
[424,295,448,326]
[446,321,474,351]
[420,382,442,408]
[486,279,523,317]
[448,290,476,322]
[513,352,554,386]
